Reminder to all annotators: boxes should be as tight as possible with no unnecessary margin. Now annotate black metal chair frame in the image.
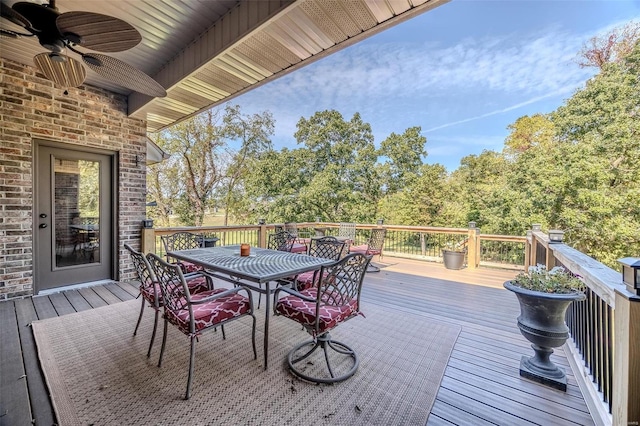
[267,229,296,252]
[296,236,346,290]
[147,253,257,400]
[350,228,386,272]
[125,243,213,358]
[161,231,203,266]
[274,252,371,384]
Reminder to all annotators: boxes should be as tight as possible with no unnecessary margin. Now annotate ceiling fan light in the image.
[49,53,66,63]
[83,54,102,67]
[63,32,82,45]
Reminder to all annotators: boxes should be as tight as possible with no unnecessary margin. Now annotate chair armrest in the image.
[273,286,316,303]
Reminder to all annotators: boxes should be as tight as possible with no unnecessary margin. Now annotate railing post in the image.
[141,227,156,254]
[613,290,640,425]
[467,222,479,269]
[525,230,532,270]
[258,219,267,248]
[531,224,541,266]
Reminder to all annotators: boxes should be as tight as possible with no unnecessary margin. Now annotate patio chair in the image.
[283,222,308,253]
[338,222,356,242]
[348,228,386,272]
[274,253,371,384]
[147,253,257,400]
[295,236,346,291]
[161,231,204,273]
[267,229,296,252]
[125,243,213,357]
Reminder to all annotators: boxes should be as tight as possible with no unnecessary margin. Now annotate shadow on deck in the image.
[0,257,594,425]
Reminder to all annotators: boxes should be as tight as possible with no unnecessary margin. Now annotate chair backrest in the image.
[124,243,156,288]
[283,222,298,237]
[267,230,295,252]
[314,253,370,317]
[147,253,193,327]
[161,232,203,260]
[367,228,386,251]
[308,236,345,261]
[338,222,356,241]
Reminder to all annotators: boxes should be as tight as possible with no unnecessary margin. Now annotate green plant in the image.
[512,264,585,294]
[443,240,467,252]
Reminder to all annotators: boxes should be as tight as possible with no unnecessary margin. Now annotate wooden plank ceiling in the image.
[0,0,449,132]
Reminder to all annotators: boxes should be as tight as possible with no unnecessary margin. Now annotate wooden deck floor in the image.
[0,257,595,426]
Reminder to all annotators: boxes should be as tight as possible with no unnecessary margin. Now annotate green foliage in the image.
[512,265,585,294]
[146,23,638,270]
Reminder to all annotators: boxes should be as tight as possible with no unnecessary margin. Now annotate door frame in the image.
[33,139,119,294]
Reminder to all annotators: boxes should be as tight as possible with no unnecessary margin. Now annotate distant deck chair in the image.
[349,228,386,272]
[283,222,308,253]
[338,222,356,242]
[160,231,204,273]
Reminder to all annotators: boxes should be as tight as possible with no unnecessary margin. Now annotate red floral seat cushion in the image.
[290,243,307,254]
[166,289,251,335]
[178,261,203,274]
[275,288,358,335]
[140,275,210,307]
[349,244,381,256]
[295,270,331,291]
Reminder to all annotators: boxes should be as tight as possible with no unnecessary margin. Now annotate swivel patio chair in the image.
[349,228,386,272]
[295,236,346,291]
[125,244,213,358]
[274,252,371,384]
[147,253,257,400]
[161,231,204,273]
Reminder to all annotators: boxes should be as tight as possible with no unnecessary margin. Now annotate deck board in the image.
[0,301,32,426]
[14,298,56,426]
[0,260,596,425]
[63,289,92,312]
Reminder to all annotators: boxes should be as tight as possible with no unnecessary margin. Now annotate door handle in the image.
[39,223,47,228]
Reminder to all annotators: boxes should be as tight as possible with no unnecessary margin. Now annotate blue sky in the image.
[226,1,640,171]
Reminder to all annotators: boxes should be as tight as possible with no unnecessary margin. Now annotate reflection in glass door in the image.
[54,159,101,267]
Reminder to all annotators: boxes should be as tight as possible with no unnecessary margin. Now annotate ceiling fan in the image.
[0,0,166,97]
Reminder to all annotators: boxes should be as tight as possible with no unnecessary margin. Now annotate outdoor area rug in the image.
[32,298,460,425]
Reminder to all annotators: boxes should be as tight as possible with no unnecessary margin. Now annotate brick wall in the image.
[0,58,147,300]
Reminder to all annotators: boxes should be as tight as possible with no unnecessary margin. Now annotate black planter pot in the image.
[504,281,586,391]
[442,250,465,270]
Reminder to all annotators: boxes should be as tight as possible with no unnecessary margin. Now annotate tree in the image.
[294,110,379,222]
[153,110,226,226]
[576,21,639,69]
[220,105,274,225]
[378,126,427,194]
[551,40,640,265]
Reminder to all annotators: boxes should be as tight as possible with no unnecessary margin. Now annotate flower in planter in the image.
[512,264,585,294]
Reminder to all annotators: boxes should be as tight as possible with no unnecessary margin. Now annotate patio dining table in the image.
[167,245,334,369]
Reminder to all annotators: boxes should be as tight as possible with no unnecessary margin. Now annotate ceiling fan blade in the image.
[81,53,166,97]
[57,11,141,52]
[34,52,86,88]
[11,1,57,33]
[1,1,32,30]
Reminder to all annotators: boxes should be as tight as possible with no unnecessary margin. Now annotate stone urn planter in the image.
[504,266,586,391]
[442,249,465,270]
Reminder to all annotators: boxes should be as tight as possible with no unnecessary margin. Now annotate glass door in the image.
[35,144,113,292]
